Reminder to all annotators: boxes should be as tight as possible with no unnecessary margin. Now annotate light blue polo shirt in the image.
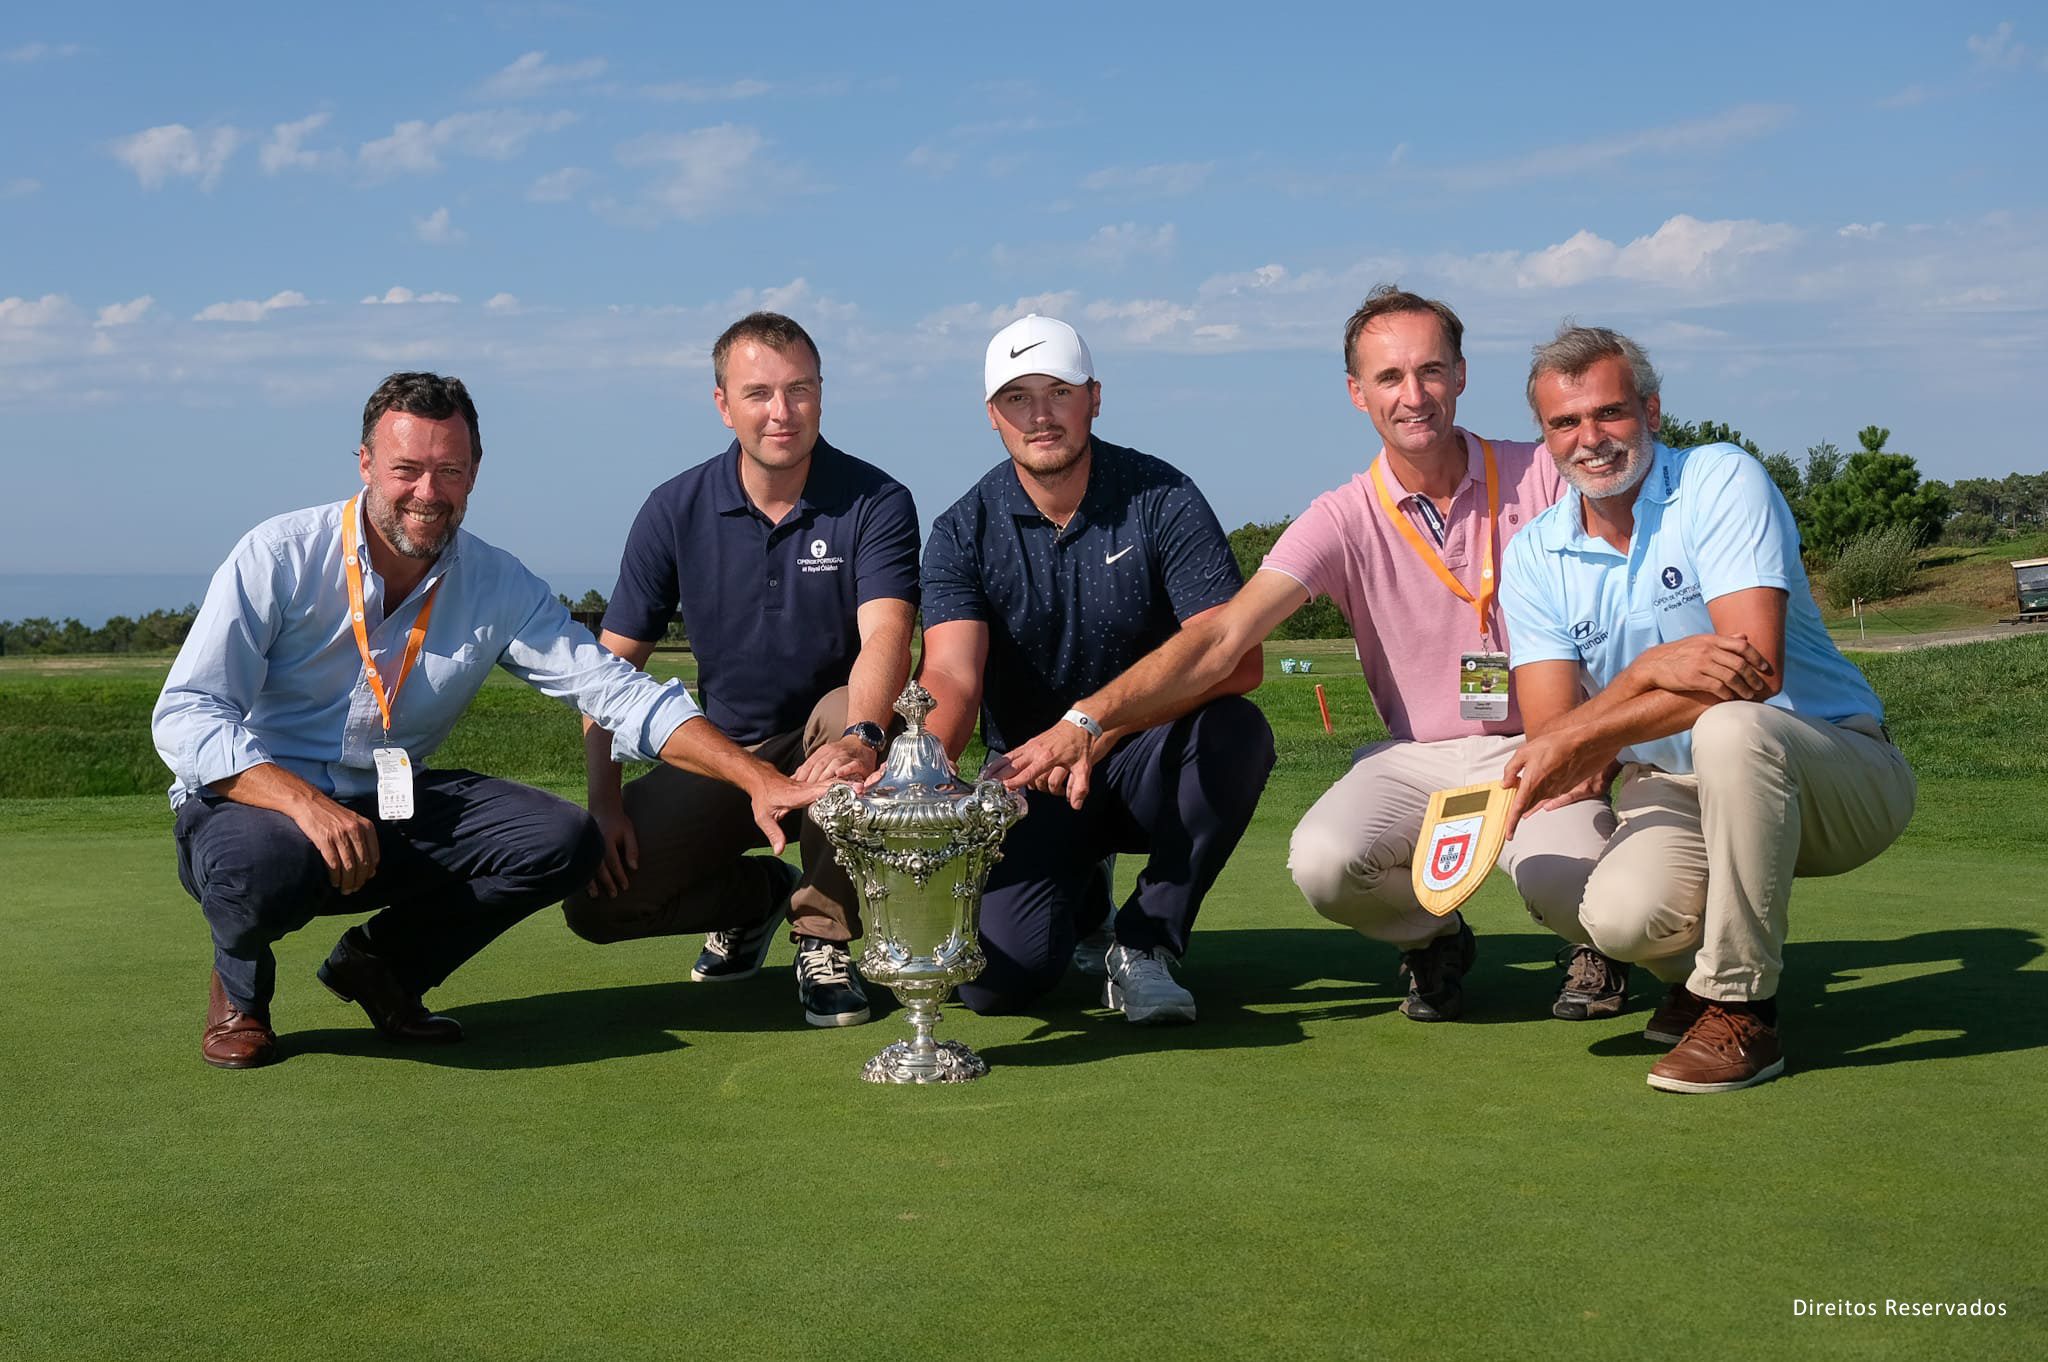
[1501,441,1883,775]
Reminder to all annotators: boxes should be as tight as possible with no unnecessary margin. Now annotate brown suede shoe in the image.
[1647,1003,1784,1094]
[204,970,280,1069]
[1642,983,1709,1046]
[316,928,463,1043]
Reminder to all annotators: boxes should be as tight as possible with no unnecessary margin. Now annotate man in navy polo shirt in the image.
[564,312,920,1027]
[919,315,1274,1022]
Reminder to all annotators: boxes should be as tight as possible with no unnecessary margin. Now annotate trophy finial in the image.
[894,680,936,733]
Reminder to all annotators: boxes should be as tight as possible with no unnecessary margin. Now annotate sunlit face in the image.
[986,374,1101,478]
[1345,310,1466,460]
[714,339,822,474]
[1532,355,1662,505]
[357,410,478,560]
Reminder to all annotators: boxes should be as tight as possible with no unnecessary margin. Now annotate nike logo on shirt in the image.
[1105,546,1134,565]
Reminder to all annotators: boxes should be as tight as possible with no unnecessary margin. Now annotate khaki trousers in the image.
[1288,734,1615,951]
[1579,703,1916,1001]
[562,687,862,945]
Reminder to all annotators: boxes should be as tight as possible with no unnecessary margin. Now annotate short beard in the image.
[1561,431,1654,502]
[366,487,460,560]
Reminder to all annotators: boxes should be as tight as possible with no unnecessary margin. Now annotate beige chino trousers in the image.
[1289,734,1615,951]
[1578,703,1916,1001]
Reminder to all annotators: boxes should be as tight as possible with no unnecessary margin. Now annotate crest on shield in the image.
[1412,781,1512,917]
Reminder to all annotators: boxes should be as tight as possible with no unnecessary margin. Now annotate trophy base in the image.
[862,1039,988,1084]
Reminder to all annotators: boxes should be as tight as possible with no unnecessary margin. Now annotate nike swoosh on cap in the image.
[1009,340,1046,359]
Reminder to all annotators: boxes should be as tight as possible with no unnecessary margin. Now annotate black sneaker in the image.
[689,859,796,983]
[1552,944,1631,1020]
[795,935,871,1027]
[1398,920,1476,1022]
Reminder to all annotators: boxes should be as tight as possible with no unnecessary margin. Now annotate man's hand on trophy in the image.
[750,770,838,852]
[983,719,1099,810]
[792,734,880,786]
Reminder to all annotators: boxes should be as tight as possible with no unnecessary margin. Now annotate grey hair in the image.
[1525,323,1661,416]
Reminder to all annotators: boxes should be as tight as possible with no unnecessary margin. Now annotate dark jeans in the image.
[174,768,602,1013]
[961,695,1276,1015]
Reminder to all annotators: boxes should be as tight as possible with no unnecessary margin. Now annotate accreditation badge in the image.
[1413,781,1511,917]
[1458,650,1511,722]
[372,746,415,821]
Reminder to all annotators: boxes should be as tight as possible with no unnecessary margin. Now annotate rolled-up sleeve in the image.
[152,535,287,796]
[496,570,702,762]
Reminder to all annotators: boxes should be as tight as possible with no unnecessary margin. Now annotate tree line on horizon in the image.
[7,423,2045,654]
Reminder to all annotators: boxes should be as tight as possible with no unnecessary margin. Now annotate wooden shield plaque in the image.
[1412,781,1511,917]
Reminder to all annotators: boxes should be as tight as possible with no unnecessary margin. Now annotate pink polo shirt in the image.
[1261,428,1564,744]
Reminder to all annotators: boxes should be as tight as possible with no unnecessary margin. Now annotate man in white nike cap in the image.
[916,315,1275,1024]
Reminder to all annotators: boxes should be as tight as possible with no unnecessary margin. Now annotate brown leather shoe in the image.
[1642,983,1709,1046]
[204,970,280,1069]
[316,928,463,1044]
[1647,1002,1784,1094]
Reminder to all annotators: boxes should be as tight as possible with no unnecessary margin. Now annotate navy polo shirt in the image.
[922,439,1241,754]
[604,438,921,746]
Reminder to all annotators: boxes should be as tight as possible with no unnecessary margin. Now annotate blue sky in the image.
[4,2,2045,601]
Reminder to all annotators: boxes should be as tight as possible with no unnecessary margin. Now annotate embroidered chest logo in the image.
[798,537,844,575]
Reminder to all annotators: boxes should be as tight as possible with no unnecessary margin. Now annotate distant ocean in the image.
[0,570,616,628]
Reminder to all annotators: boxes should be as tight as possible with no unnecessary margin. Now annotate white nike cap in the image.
[984,314,1095,401]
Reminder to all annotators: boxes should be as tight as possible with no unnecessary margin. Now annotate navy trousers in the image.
[960,695,1276,1015]
[174,768,602,1013]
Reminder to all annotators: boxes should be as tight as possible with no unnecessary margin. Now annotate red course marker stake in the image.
[1314,683,1332,734]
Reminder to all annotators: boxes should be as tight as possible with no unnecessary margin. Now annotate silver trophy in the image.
[809,682,1026,1083]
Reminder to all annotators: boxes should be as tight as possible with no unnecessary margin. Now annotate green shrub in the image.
[1821,521,1920,609]
[1940,511,1999,546]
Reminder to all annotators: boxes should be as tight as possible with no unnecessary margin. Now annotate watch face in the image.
[845,722,885,752]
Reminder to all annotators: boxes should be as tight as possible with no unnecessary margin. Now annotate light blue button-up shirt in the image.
[153,496,702,807]
[1501,442,1883,775]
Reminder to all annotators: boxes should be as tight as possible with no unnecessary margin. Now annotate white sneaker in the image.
[1071,920,1114,978]
[1104,943,1196,1024]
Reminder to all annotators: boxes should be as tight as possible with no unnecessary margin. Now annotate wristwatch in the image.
[843,721,886,755]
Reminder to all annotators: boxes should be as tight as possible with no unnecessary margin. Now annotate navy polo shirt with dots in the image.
[922,439,1242,755]
[603,438,921,746]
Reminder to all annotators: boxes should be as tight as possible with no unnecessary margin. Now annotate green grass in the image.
[4,641,2047,1358]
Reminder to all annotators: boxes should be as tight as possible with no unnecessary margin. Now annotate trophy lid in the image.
[865,681,974,803]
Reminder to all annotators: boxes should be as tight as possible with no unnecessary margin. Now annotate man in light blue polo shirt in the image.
[1498,325,1915,1094]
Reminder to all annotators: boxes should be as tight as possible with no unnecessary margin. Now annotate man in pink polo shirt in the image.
[990,286,1621,1023]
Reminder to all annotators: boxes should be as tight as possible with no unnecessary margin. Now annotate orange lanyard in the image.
[341,495,441,736]
[1371,437,1500,644]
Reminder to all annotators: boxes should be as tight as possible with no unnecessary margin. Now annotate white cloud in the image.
[612,124,767,221]
[110,123,242,191]
[194,291,309,322]
[1435,104,1793,191]
[480,51,607,98]
[1966,21,2036,69]
[358,109,578,178]
[360,287,460,305]
[484,292,521,313]
[414,207,466,245]
[2,178,39,198]
[639,78,772,102]
[3,42,80,62]
[260,113,336,174]
[95,296,154,328]
[905,144,958,176]
[1083,222,1178,265]
[0,294,74,327]
[526,166,592,202]
[1081,162,1212,196]
[1839,222,1886,239]
[1081,298,1198,343]
[1435,216,1800,291]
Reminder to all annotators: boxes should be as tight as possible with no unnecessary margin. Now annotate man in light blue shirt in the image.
[154,372,827,1070]
[1498,326,1915,1095]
